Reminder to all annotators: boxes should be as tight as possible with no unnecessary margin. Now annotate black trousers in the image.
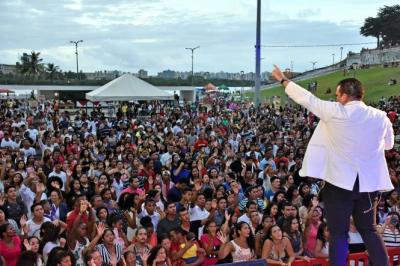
[322,179,389,266]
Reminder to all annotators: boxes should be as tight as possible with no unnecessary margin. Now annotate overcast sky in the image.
[0,0,398,75]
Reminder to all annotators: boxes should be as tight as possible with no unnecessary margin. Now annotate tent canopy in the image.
[218,84,229,91]
[86,74,173,101]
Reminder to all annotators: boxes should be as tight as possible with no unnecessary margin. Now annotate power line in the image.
[261,42,375,48]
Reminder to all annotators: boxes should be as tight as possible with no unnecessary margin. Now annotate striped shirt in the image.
[238,198,265,212]
[381,227,400,247]
[96,243,123,266]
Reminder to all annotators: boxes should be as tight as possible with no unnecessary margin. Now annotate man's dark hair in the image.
[164,201,176,210]
[144,198,156,206]
[246,200,257,209]
[30,202,42,213]
[337,78,364,100]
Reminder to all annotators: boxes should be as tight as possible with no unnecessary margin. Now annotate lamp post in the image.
[311,61,317,70]
[185,46,200,86]
[70,40,83,79]
[332,53,335,65]
[240,70,245,102]
[340,47,343,62]
[290,61,294,78]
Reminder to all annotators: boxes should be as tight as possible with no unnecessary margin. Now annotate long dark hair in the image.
[235,221,255,254]
[316,222,329,247]
[282,216,302,236]
[147,245,166,266]
[39,222,60,254]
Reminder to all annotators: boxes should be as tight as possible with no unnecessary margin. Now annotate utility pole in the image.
[185,46,200,86]
[332,53,335,65]
[70,40,83,79]
[254,0,261,107]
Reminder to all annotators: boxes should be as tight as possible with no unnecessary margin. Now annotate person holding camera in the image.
[377,212,400,247]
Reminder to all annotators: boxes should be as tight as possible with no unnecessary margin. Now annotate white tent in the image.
[86,73,173,101]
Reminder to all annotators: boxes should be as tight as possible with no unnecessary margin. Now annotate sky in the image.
[0,0,398,75]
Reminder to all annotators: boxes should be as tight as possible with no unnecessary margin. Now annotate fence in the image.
[267,247,400,266]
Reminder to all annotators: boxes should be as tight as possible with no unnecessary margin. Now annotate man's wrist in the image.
[280,77,289,84]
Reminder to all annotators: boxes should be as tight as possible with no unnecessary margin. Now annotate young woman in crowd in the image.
[255,215,275,257]
[314,222,330,258]
[217,221,255,262]
[262,224,295,265]
[201,220,222,266]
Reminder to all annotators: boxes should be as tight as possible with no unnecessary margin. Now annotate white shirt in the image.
[20,184,48,218]
[1,138,18,149]
[286,82,394,192]
[27,217,51,237]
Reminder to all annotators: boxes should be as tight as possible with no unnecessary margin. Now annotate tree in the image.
[360,5,400,48]
[360,17,382,47]
[16,51,44,79]
[46,63,60,82]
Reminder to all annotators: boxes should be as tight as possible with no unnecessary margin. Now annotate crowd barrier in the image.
[266,247,400,266]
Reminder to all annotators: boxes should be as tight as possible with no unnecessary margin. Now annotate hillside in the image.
[248,67,400,104]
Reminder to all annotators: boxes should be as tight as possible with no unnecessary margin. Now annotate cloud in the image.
[0,0,391,75]
[297,8,321,18]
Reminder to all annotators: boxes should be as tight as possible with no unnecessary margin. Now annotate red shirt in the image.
[170,242,184,266]
[0,236,21,266]
[194,139,209,151]
[66,209,88,230]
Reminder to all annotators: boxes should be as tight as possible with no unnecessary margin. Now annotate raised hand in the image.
[80,200,88,214]
[271,65,286,82]
[23,239,32,250]
[312,197,319,208]
[139,249,150,262]
[59,237,66,247]
[97,222,106,237]
[20,215,27,228]
[224,210,231,222]
[217,231,227,244]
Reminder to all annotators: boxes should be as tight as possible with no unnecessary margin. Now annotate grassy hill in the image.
[248,66,400,104]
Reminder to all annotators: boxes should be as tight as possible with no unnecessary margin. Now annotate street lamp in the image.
[310,61,317,70]
[290,61,294,74]
[185,46,200,86]
[340,47,343,62]
[240,71,245,102]
[332,53,335,65]
[70,40,83,79]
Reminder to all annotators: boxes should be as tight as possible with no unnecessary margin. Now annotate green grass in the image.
[247,67,400,104]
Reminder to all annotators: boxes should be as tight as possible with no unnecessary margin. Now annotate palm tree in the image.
[27,51,44,79]
[16,51,44,79]
[46,63,60,82]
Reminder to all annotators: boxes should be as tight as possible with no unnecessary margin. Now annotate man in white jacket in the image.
[272,65,394,266]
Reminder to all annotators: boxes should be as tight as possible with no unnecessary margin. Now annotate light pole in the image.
[290,61,294,77]
[185,46,200,86]
[311,61,317,70]
[70,40,83,79]
[332,53,335,65]
[240,71,245,102]
[340,47,343,62]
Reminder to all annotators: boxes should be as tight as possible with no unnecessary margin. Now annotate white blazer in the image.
[285,82,394,192]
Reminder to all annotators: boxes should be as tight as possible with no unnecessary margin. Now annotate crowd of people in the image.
[0,94,398,266]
